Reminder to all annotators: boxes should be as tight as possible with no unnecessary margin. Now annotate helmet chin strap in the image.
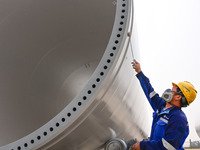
[168,102,176,107]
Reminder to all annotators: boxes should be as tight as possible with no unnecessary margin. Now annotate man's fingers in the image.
[131,145,136,150]
[134,59,140,64]
[132,59,138,65]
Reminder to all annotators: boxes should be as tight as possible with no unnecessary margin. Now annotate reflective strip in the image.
[162,138,176,150]
[160,117,168,124]
[149,91,157,98]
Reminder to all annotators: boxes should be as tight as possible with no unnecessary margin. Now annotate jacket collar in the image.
[159,106,180,116]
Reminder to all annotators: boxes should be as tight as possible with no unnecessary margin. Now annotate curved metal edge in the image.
[0,0,133,149]
[104,138,127,150]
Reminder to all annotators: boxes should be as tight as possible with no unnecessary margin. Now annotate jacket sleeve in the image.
[136,71,165,112]
[140,114,188,150]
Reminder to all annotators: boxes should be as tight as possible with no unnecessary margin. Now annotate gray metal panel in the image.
[196,124,200,138]
[0,0,149,149]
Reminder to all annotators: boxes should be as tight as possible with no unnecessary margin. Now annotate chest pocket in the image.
[154,117,168,140]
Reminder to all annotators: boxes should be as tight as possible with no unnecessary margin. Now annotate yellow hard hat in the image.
[172,81,197,105]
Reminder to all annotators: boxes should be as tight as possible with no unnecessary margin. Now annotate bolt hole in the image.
[115,40,119,44]
[100,72,104,76]
[92,84,96,88]
[56,123,60,127]
[112,47,116,50]
[24,143,28,147]
[50,127,53,132]
[122,3,126,7]
[78,102,82,106]
[43,132,47,136]
[73,107,77,111]
[104,66,108,70]
[88,90,91,94]
[31,140,34,144]
[110,53,114,57]
[37,136,41,140]
[107,59,111,63]
[122,9,125,13]
[83,96,87,100]
[96,78,100,82]
[62,118,65,122]
[17,146,21,150]
[67,113,71,117]
[120,21,124,25]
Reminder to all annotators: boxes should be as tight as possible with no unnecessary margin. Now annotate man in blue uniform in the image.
[130,60,197,150]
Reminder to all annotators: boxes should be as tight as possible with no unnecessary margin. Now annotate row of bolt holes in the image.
[12,3,126,150]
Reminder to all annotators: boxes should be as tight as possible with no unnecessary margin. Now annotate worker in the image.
[129,59,197,150]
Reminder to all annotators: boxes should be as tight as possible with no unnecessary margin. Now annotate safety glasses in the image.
[166,89,182,95]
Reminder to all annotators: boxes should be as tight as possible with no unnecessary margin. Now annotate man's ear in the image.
[174,95,182,101]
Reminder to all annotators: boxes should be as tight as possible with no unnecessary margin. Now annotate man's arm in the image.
[132,60,165,111]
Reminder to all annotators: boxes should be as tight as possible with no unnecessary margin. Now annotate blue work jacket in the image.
[136,72,189,150]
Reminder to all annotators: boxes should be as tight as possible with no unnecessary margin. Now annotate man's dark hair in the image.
[177,87,188,107]
[176,87,182,94]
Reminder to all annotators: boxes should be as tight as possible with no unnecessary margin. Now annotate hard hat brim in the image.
[172,82,178,87]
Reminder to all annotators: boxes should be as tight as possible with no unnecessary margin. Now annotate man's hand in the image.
[131,142,141,150]
[131,59,141,73]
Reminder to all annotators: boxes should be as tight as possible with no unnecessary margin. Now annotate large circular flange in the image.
[0,0,132,149]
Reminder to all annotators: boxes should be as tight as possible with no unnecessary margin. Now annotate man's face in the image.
[171,86,182,103]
